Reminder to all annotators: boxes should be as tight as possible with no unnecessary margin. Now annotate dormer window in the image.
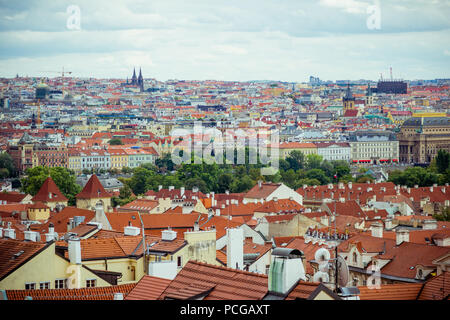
[353,252,358,263]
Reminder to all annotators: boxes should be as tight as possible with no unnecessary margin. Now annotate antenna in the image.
[390,67,393,81]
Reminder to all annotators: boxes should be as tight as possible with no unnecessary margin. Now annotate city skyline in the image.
[0,0,449,82]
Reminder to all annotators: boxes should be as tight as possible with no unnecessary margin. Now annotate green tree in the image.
[433,206,450,221]
[0,152,17,177]
[306,154,323,170]
[21,166,81,206]
[285,150,305,171]
[217,173,233,193]
[230,175,254,193]
[435,149,450,174]
[306,169,330,185]
[109,138,123,145]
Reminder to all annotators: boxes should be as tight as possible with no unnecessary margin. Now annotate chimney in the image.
[414,185,418,189]
[48,192,52,199]
[124,226,140,236]
[422,219,437,230]
[158,185,163,191]
[225,190,230,195]
[442,187,446,194]
[180,187,185,196]
[396,229,409,246]
[215,208,221,216]
[226,228,244,270]
[407,187,411,194]
[273,197,278,202]
[68,237,82,264]
[24,230,38,242]
[4,222,15,239]
[268,248,306,295]
[67,218,74,232]
[192,186,199,193]
[194,221,199,232]
[320,215,329,226]
[113,293,124,300]
[370,222,383,238]
[384,218,393,230]
[348,181,352,189]
[226,199,230,206]
[168,186,174,191]
[162,228,177,241]
[258,180,262,189]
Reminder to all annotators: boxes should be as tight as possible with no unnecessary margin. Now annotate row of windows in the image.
[25,279,96,290]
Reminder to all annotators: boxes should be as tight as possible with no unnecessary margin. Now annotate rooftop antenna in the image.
[390,67,393,81]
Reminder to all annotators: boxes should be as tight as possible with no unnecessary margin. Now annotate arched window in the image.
[353,252,358,263]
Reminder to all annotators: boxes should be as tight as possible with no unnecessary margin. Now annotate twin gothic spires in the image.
[128,67,144,91]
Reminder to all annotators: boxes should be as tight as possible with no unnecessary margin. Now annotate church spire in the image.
[131,67,137,85]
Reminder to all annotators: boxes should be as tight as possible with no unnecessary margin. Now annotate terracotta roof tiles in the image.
[76,174,111,199]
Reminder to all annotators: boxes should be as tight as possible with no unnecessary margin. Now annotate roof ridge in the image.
[187,260,269,279]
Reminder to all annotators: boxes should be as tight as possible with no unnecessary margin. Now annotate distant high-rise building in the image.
[377,80,407,94]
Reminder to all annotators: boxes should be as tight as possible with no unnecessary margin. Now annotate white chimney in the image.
[3,224,15,239]
[194,221,199,232]
[396,229,409,246]
[158,185,163,191]
[273,197,278,202]
[226,199,230,206]
[68,238,82,264]
[124,226,140,236]
[162,228,177,241]
[385,218,393,230]
[67,218,74,232]
[268,249,306,295]
[113,293,124,300]
[430,186,433,192]
[0,227,2,238]
[180,187,185,196]
[168,186,174,191]
[226,228,244,270]
[24,230,38,242]
[215,209,221,216]
[258,180,262,188]
[422,219,437,230]
[348,181,352,189]
[370,222,383,238]
[192,186,199,193]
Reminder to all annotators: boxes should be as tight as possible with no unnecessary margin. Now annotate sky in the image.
[0,0,449,82]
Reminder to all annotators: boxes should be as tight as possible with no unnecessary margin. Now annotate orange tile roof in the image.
[159,261,269,300]
[418,272,450,300]
[30,206,95,234]
[254,198,304,214]
[0,239,50,281]
[5,283,136,300]
[245,183,281,200]
[125,275,172,300]
[358,283,423,300]
[285,281,323,300]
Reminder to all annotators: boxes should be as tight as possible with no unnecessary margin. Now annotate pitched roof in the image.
[5,283,136,300]
[31,177,68,203]
[118,199,158,213]
[245,183,281,200]
[0,191,28,204]
[254,199,304,214]
[358,283,423,300]
[285,281,325,300]
[30,206,95,234]
[0,239,51,281]
[125,275,172,300]
[76,174,111,199]
[418,272,450,300]
[159,260,269,300]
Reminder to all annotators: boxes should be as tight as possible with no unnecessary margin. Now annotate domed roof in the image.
[36,82,49,88]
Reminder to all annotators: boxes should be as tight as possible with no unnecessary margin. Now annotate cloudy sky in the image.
[0,0,449,82]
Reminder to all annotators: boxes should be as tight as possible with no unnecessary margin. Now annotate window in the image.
[25,282,36,290]
[177,256,182,268]
[55,279,67,289]
[353,252,358,263]
[86,279,96,288]
[40,282,50,290]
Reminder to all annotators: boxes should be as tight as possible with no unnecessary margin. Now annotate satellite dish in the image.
[313,271,330,283]
[337,255,350,287]
[314,248,330,264]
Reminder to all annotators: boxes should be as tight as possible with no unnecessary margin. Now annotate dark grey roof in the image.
[402,117,450,127]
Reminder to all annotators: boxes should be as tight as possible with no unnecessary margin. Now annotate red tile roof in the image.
[0,239,50,281]
[5,283,136,300]
[159,260,269,300]
[418,272,450,300]
[0,191,28,204]
[245,183,281,200]
[76,174,111,199]
[285,281,323,300]
[358,283,423,300]
[31,177,68,203]
[254,199,304,214]
[125,275,172,300]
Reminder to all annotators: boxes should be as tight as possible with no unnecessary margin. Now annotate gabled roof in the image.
[418,272,450,300]
[76,174,111,199]
[254,198,304,214]
[30,206,95,234]
[0,239,52,281]
[158,260,269,300]
[31,177,68,203]
[0,191,28,203]
[245,183,281,200]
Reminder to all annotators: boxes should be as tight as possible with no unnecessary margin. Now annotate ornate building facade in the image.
[397,117,450,164]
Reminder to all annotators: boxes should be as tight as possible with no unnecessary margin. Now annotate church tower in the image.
[343,83,355,112]
[131,68,137,85]
[138,67,144,92]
